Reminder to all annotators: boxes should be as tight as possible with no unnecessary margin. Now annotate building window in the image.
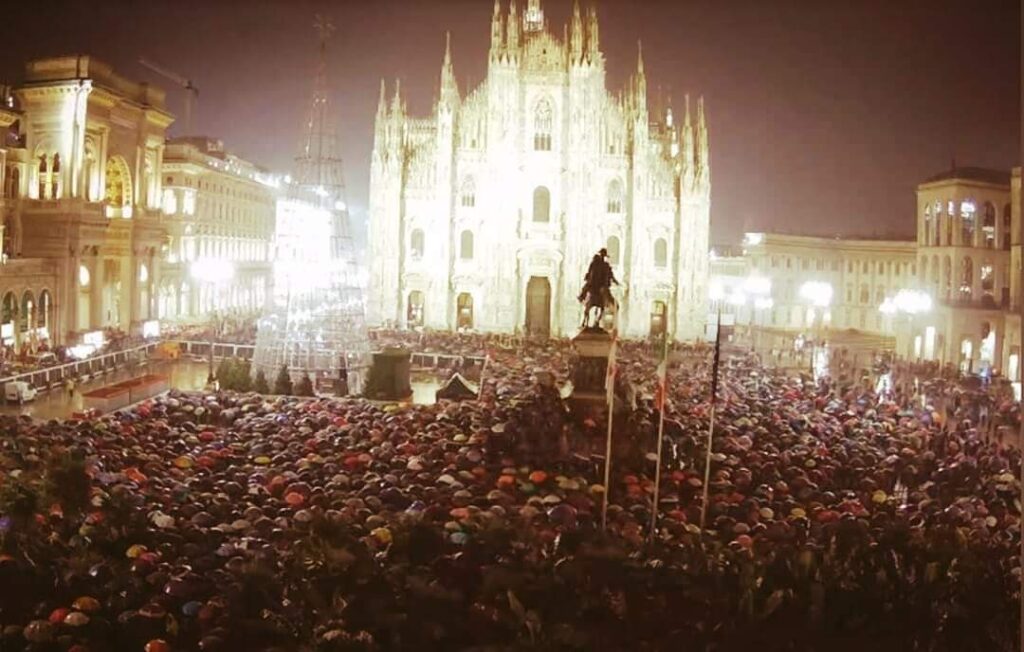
[533,99,553,151]
[875,286,885,305]
[606,235,620,266]
[961,200,976,246]
[654,238,668,268]
[460,230,474,260]
[859,284,869,305]
[410,229,424,260]
[982,201,996,248]
[862,261,868,273]
[460,177,476,208]
[606,179,623,213]
[847,261,853,273]
[959,256,972,300]
[846,285,853,303]
[532,186,550,223]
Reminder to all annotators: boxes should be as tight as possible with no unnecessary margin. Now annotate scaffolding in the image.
[252,14,370,394]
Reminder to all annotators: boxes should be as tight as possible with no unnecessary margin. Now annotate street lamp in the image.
[799,281,833,376]
[879,289,932,360]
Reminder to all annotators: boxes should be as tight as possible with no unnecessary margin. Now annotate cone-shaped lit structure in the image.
[253,15,370,394]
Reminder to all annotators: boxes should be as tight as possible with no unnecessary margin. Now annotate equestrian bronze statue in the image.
[578,248,618,330]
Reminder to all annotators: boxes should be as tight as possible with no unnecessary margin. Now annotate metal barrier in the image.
[0,342,160,392]
[0,341,485,399]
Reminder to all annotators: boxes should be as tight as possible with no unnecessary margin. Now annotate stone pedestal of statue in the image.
[567,327,617,424]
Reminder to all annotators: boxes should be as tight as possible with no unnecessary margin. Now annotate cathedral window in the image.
[410,229,425,260]
[460,177,476,208]
[654,238,667,268]
[532,186,550,223]
[460,230,474,260]
[606,180,623,213]
[533,99,553,151]
[606,236,620,266]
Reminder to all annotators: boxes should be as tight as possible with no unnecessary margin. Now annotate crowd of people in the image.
[0,329,1020,650]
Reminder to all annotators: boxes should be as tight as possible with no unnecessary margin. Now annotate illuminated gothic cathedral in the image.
[368,0,711,340]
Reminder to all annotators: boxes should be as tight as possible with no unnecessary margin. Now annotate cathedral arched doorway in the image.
[650,301,667,338]
[407,291,424,328]
[525,277,551,337]
[1,292,16,343]
[456,293,473,331]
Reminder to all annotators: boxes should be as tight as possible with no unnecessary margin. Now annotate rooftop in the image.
[921,166,1011,187]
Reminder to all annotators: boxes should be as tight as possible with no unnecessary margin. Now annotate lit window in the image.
[78,265,90,287]
[460,177,476,208]
[460,230,474,260]
[162,188,177,214]
[139,263,149,283]
[410,229,424,259]
[533,99,553,151]
[606,179,623,213]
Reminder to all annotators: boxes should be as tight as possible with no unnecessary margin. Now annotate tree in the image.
[274,365,293,395]
[295,372,315,397]
[215,357,232,388]
[235,358,253,392]
[253,369,270,394]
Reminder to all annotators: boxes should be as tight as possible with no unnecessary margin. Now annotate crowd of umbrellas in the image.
[0,330,1021,651]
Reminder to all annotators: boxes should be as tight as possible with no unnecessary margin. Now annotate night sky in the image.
[5,0,1020,246]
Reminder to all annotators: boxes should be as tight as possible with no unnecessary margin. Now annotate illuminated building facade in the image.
[158,137,275,321]
[368,0,711,340]
[713,167,1019,377]
[0,56,170,346]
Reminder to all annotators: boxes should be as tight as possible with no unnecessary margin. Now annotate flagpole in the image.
[601,334,617,531]
[700,310,722,531]
[649,332,670,542]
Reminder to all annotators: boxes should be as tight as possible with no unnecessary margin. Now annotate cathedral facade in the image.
[368,0,711,341]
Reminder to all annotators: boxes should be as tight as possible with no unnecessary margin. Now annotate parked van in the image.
[4,381,37,404]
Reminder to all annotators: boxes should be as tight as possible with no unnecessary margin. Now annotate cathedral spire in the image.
[586,5,600,61]
[490,0,504,58]
[570,0,583,60]
[634,40,647,113]
[439,32,459,107]
[507,0,520,52]
[681,93,695,180]
[525,0,543,32]
[390,78,403,117]
[376,78,387,118]
[697,95,710,182]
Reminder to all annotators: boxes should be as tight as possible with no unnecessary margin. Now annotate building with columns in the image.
[711,166,1021,379]
[368,0,711,340]
[0,56,170,347]
[157,137,275,322]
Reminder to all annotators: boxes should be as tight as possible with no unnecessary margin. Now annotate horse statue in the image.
[581,285,617,330]
[578,248,618,330]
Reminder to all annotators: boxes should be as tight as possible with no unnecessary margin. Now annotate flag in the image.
[655,341,668,410]
[605,343,617,406]
[710,317,722,407]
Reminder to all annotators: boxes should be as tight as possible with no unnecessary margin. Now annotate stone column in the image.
[88,256,103,330]
[128,252,141,329]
